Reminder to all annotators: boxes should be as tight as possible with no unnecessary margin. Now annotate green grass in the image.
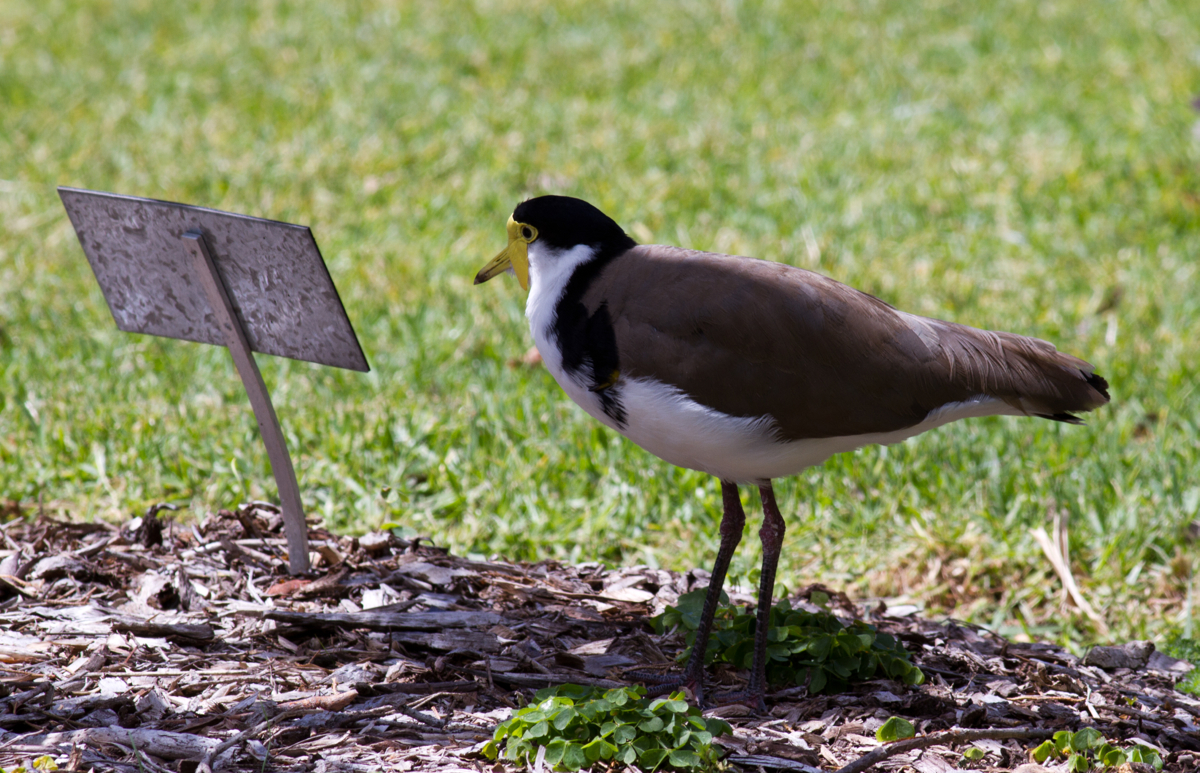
[2,0,1198,651]
[1165,636,1200,694]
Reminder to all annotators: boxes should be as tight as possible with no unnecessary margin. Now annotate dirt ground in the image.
[1,504,1196,772]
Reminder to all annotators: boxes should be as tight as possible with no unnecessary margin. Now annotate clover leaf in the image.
[483,685,731,772]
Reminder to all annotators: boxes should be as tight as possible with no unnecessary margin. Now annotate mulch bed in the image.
[1,505,1196,773]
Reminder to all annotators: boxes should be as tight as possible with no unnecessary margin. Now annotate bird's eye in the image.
[521,226,534,241]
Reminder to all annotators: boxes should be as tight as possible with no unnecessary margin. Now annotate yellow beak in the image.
[474,216,531,291]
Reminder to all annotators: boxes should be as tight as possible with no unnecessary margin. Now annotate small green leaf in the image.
[562,742,588,771]
[518,709,546,724]
[876,716,915,742]
[583,738,617,761]
[590,698,614,713]
[538,684,592,702]
[638,748,669,771]
[1031,740,1057,763]
[810,635,833,660]
[1067,752,1090,772]
[962,746,985,761]
[662,699,689,714]
[1070,727,1103,752]
[505,739,528,762]
[1098,744,1125,766]
[551,707,576,731]
[668,749,701,768]
[808,668,827,694]
[639,716,665,733]
[543,739,567,767]
[1128,744,1164,770]
[580,738,604,764]
[526,720,549,739]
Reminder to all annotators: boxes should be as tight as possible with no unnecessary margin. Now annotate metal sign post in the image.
[59,187,369,574]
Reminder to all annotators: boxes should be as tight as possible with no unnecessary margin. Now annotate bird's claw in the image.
[627,669,707,706]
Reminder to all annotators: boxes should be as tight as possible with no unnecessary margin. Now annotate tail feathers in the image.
[1042,372,1112,424]
[933,323,1111,422]
[1035,412,1086,425]
[1084,371,1111,402]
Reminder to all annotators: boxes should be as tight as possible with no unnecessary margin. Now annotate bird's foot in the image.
[710,684,768,714]
[628,670,772,713]
[626,668,707,706]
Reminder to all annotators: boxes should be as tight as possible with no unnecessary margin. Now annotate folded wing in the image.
[584,245,1109,442]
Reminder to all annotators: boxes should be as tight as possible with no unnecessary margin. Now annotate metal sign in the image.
[59,187,369,573]
[59,188,367,371]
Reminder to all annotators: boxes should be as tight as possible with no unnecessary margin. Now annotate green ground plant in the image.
[875,716,916,742]
[1030,728,1164,771]
[0,757,58,773]
[2,0,1198,651]
[961,746,986,762]
[482,685,731,772]
[653,591,924,693]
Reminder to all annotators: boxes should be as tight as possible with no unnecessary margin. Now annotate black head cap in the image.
[512,196,637,256]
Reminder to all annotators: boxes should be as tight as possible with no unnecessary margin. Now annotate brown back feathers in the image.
[581,245,1110,442]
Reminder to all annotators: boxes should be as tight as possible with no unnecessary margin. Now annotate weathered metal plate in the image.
[58,187,369,372]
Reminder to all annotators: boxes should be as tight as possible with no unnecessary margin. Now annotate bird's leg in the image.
[634,480,744,705]
[748,481,785,700]
[715,480,785,710]
[680,481,746,694]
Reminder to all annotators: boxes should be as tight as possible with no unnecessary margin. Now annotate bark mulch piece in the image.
[0,506,1196,772]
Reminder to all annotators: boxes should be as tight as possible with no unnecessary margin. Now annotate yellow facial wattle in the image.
[474,216,538,291]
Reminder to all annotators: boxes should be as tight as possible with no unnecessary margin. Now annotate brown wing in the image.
[582,245,1109,441]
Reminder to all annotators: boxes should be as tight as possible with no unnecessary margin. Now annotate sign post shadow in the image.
[59,187,369,574]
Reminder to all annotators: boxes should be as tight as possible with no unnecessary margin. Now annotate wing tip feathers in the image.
[1084,370,1111,402]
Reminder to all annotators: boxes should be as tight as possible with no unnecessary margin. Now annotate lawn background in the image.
[2,0,1198,650]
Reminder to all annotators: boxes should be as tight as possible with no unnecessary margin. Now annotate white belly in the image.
[538,345,1016,483]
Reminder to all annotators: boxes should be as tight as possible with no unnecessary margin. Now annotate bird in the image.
[474,195,1110,706]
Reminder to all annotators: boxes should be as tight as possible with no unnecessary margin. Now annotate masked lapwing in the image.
[474,195,1110,706]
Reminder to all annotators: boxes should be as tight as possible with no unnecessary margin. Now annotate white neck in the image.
[523,241,615,427]
[524,241,599,353]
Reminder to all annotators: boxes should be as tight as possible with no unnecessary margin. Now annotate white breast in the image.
[525,242,623,431]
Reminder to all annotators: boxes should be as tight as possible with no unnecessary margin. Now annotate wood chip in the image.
[0,511,1194,773]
